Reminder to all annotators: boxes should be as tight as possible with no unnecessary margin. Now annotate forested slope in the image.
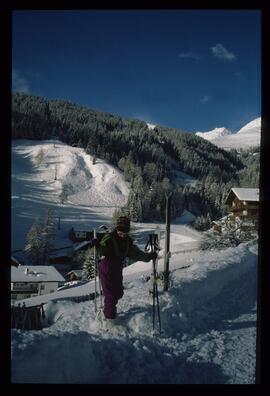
[12,92,259,226]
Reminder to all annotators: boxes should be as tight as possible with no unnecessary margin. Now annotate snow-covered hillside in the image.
[11,139,129,251]
[195,117,261,150]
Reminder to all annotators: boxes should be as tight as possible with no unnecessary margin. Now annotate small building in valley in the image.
[69,227,94,242]
[11,265,65,302]
[66,270,83,282]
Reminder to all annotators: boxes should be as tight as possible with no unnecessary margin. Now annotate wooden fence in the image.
[11,303,46,330]
[11,292,102,330]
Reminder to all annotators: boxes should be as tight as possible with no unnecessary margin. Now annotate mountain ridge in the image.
[195,117,261,149]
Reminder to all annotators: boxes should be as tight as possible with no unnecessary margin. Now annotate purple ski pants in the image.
[99,258,124,319]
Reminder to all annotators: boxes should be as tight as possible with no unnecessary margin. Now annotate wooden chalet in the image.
[211,220,222,234]
[66,270,83,282]
[225,188,259,226]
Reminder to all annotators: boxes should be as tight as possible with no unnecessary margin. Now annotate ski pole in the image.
[98,258,103,309]
[93,228,97,313]
[150,235,156,331]
[153,234,161,333]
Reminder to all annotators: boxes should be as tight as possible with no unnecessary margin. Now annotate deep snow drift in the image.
[11,240,258,384]
[11,139,259,384]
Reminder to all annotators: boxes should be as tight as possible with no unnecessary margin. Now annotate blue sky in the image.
[12,9,261,132]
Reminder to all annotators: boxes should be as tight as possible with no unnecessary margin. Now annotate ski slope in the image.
[11,139,258,384]
[11,139,129,251]
[11,139,200,252]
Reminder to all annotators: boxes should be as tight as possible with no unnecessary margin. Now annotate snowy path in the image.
[11,241,258,384]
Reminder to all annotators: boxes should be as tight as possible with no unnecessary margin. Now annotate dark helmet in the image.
[116,216,130,233]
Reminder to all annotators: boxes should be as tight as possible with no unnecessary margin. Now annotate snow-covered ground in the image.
[195,117,261,150]
[11,139,258,384]
[11,139,129,251]
[11,241,258,384]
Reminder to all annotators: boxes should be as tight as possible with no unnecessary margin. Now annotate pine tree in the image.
[24,218,43,265]
[41,208,56,265]
[59,183,69,204]
[82,248,96,280]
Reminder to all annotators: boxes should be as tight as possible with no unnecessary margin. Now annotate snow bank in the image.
[11,241,258,384]
[159,241,257,336]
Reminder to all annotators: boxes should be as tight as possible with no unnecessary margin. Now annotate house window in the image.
[243,210,248,216]
[40,284,45,290]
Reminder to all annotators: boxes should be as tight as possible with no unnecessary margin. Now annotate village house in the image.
[211,220,223,234]
[225,187,259,226]
[66,270,83,282]
[69,227,94,242]
[11,265,66,302]
[69,226,108,243]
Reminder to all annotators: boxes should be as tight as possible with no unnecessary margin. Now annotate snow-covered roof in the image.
[50,247,73,258]
[11,266,65,283]
[225,188,259,205]
[231,188,259,202]
[73,240,92,251]
[11,256,21,266]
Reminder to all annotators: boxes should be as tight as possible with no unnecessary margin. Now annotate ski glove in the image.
[149,252,158,260]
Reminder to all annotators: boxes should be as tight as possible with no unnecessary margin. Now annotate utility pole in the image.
[163,193,172,291]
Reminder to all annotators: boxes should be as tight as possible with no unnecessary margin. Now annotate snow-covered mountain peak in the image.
[236,117,261,134]
[195,118,261,150]
[196,127,232,141]
[147,123,156,130]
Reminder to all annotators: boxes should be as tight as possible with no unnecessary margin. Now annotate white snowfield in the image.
[195,117,261,150]
[11,138,258,384]
[11,139,129,251]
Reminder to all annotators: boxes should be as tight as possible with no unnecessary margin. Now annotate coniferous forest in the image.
[12,92,260,227]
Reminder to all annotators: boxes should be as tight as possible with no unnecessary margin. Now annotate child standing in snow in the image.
[97,216,157,328]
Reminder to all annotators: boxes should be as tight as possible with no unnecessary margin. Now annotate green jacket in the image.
[98,230,152,264]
